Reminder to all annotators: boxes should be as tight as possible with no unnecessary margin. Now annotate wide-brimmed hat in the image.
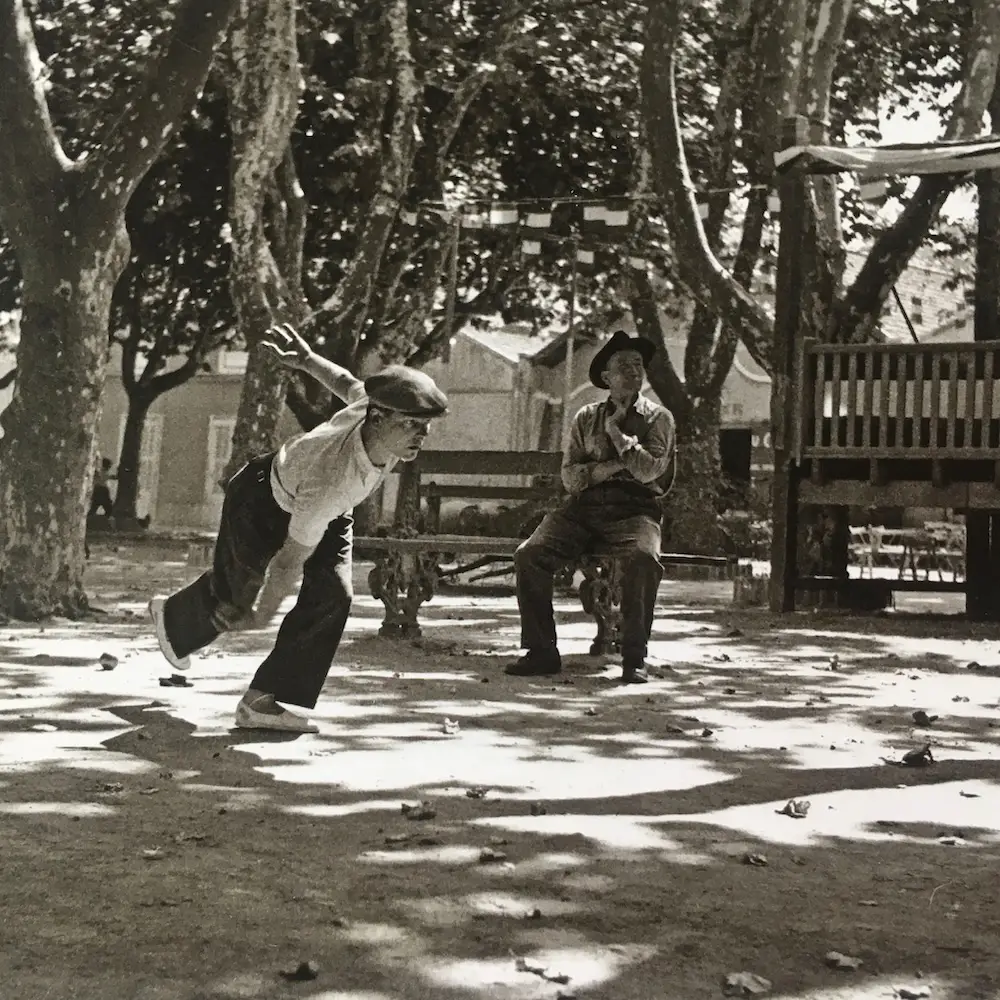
[364,365,449,417]
[588,330,656,389]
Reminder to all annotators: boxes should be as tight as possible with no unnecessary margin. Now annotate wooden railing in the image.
[796,339,1000,461]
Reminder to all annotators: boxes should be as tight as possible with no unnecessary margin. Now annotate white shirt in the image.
[270,382,396,546]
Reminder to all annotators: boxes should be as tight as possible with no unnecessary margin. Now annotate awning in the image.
[774,135,1000,177]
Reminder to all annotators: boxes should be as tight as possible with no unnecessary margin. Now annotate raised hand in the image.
[261,323,312,371]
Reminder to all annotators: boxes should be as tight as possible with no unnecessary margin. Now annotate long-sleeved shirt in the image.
[561,393,675,497]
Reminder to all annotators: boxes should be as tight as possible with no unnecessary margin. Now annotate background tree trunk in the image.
[222,0,304,477]
[113,389,153,521]
[0,241,124,617]
[665,397,725,553]
[0,0,238,617]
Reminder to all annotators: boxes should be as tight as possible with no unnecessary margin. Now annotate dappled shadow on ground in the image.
[0,554,999,998]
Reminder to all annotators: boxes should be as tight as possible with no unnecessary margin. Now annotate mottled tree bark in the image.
[0,0,237,617]
[222,0,304,478]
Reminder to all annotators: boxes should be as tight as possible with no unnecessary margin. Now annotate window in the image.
[205,417,236,500]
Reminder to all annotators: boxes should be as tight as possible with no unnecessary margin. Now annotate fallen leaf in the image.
[515,956,547,975]
[479,847,508,864]
[700,728,714,738]
[515,956,570,985]
[724,686,737,695]
[279,961,319,982]
[466,786,490,799]
[722,971,772,996]
[895,989,931,1000]
[825,951,863,970]
[829,655,840,670]
[912,710,938,727]
[777,799,811,819]
[98,653,118,670]
[938,836,966,846]
[138,787,160,796]
[530,802,547,816]
[172,832,207,844]
[401,801,437,821]
[952,695,970,702]
[384,834,411,845]
[901,745,934,767]
[959,789,980,798]
[442,718,460,735]
[30,723,58,732]
[743,853,768,867]
[585,707,598,716]
[141,848,165,861]
[100,782,124,793]
[159,675,193,688]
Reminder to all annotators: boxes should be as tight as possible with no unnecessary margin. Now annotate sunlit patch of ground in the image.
[0,547,998,999]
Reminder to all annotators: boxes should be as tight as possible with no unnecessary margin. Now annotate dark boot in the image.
[622,659,649,684]
[506,648,562,677]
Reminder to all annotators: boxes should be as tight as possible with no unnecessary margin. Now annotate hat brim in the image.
[589,335,656,389]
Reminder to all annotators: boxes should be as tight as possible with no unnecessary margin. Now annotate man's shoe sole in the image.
[234,706,318,733]
[148,598,191,671]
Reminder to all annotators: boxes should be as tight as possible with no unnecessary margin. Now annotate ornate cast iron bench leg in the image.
[578,555,623,656]
[368,548,439,638]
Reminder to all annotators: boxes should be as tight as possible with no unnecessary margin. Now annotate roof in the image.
[459,323,555,363]
[843,248,970,343]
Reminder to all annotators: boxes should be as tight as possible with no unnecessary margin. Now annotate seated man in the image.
[148,323,448,732]
[508,330,675,684]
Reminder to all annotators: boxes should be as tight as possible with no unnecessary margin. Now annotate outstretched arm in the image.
[261,323,364,404]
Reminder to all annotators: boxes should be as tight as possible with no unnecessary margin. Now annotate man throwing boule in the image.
[148,324,448,732]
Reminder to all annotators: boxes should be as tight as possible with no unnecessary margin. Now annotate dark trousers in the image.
[90,485,113,517]
[514,487,664,664]
[162,454,354,709]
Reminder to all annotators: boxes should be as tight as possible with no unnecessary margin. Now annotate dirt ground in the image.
[2,544,1000,1000]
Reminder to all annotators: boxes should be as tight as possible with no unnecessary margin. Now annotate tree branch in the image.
[831,0,1000,342]
[84,0,239,216]
[0,0,72,234]
[641,1,773,355]
[313,0,420,358]
[429,3,538,182]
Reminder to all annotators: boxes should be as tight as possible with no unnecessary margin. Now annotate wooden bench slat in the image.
[408,450,563,476]
[425,485,551,500]
[355,534,734,566]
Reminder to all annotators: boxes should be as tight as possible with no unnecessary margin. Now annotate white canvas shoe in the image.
[148,597,191,671]
[234,695,318,734]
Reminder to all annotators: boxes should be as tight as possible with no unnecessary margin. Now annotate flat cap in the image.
[364,365,449,417]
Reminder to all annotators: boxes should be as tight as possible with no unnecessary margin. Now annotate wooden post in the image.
[970,104,1000,620]
[769,116,810,612]
[440,212,461,364]
[560,249,580,450]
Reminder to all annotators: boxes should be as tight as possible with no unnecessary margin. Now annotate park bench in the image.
[354,449,734,653]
